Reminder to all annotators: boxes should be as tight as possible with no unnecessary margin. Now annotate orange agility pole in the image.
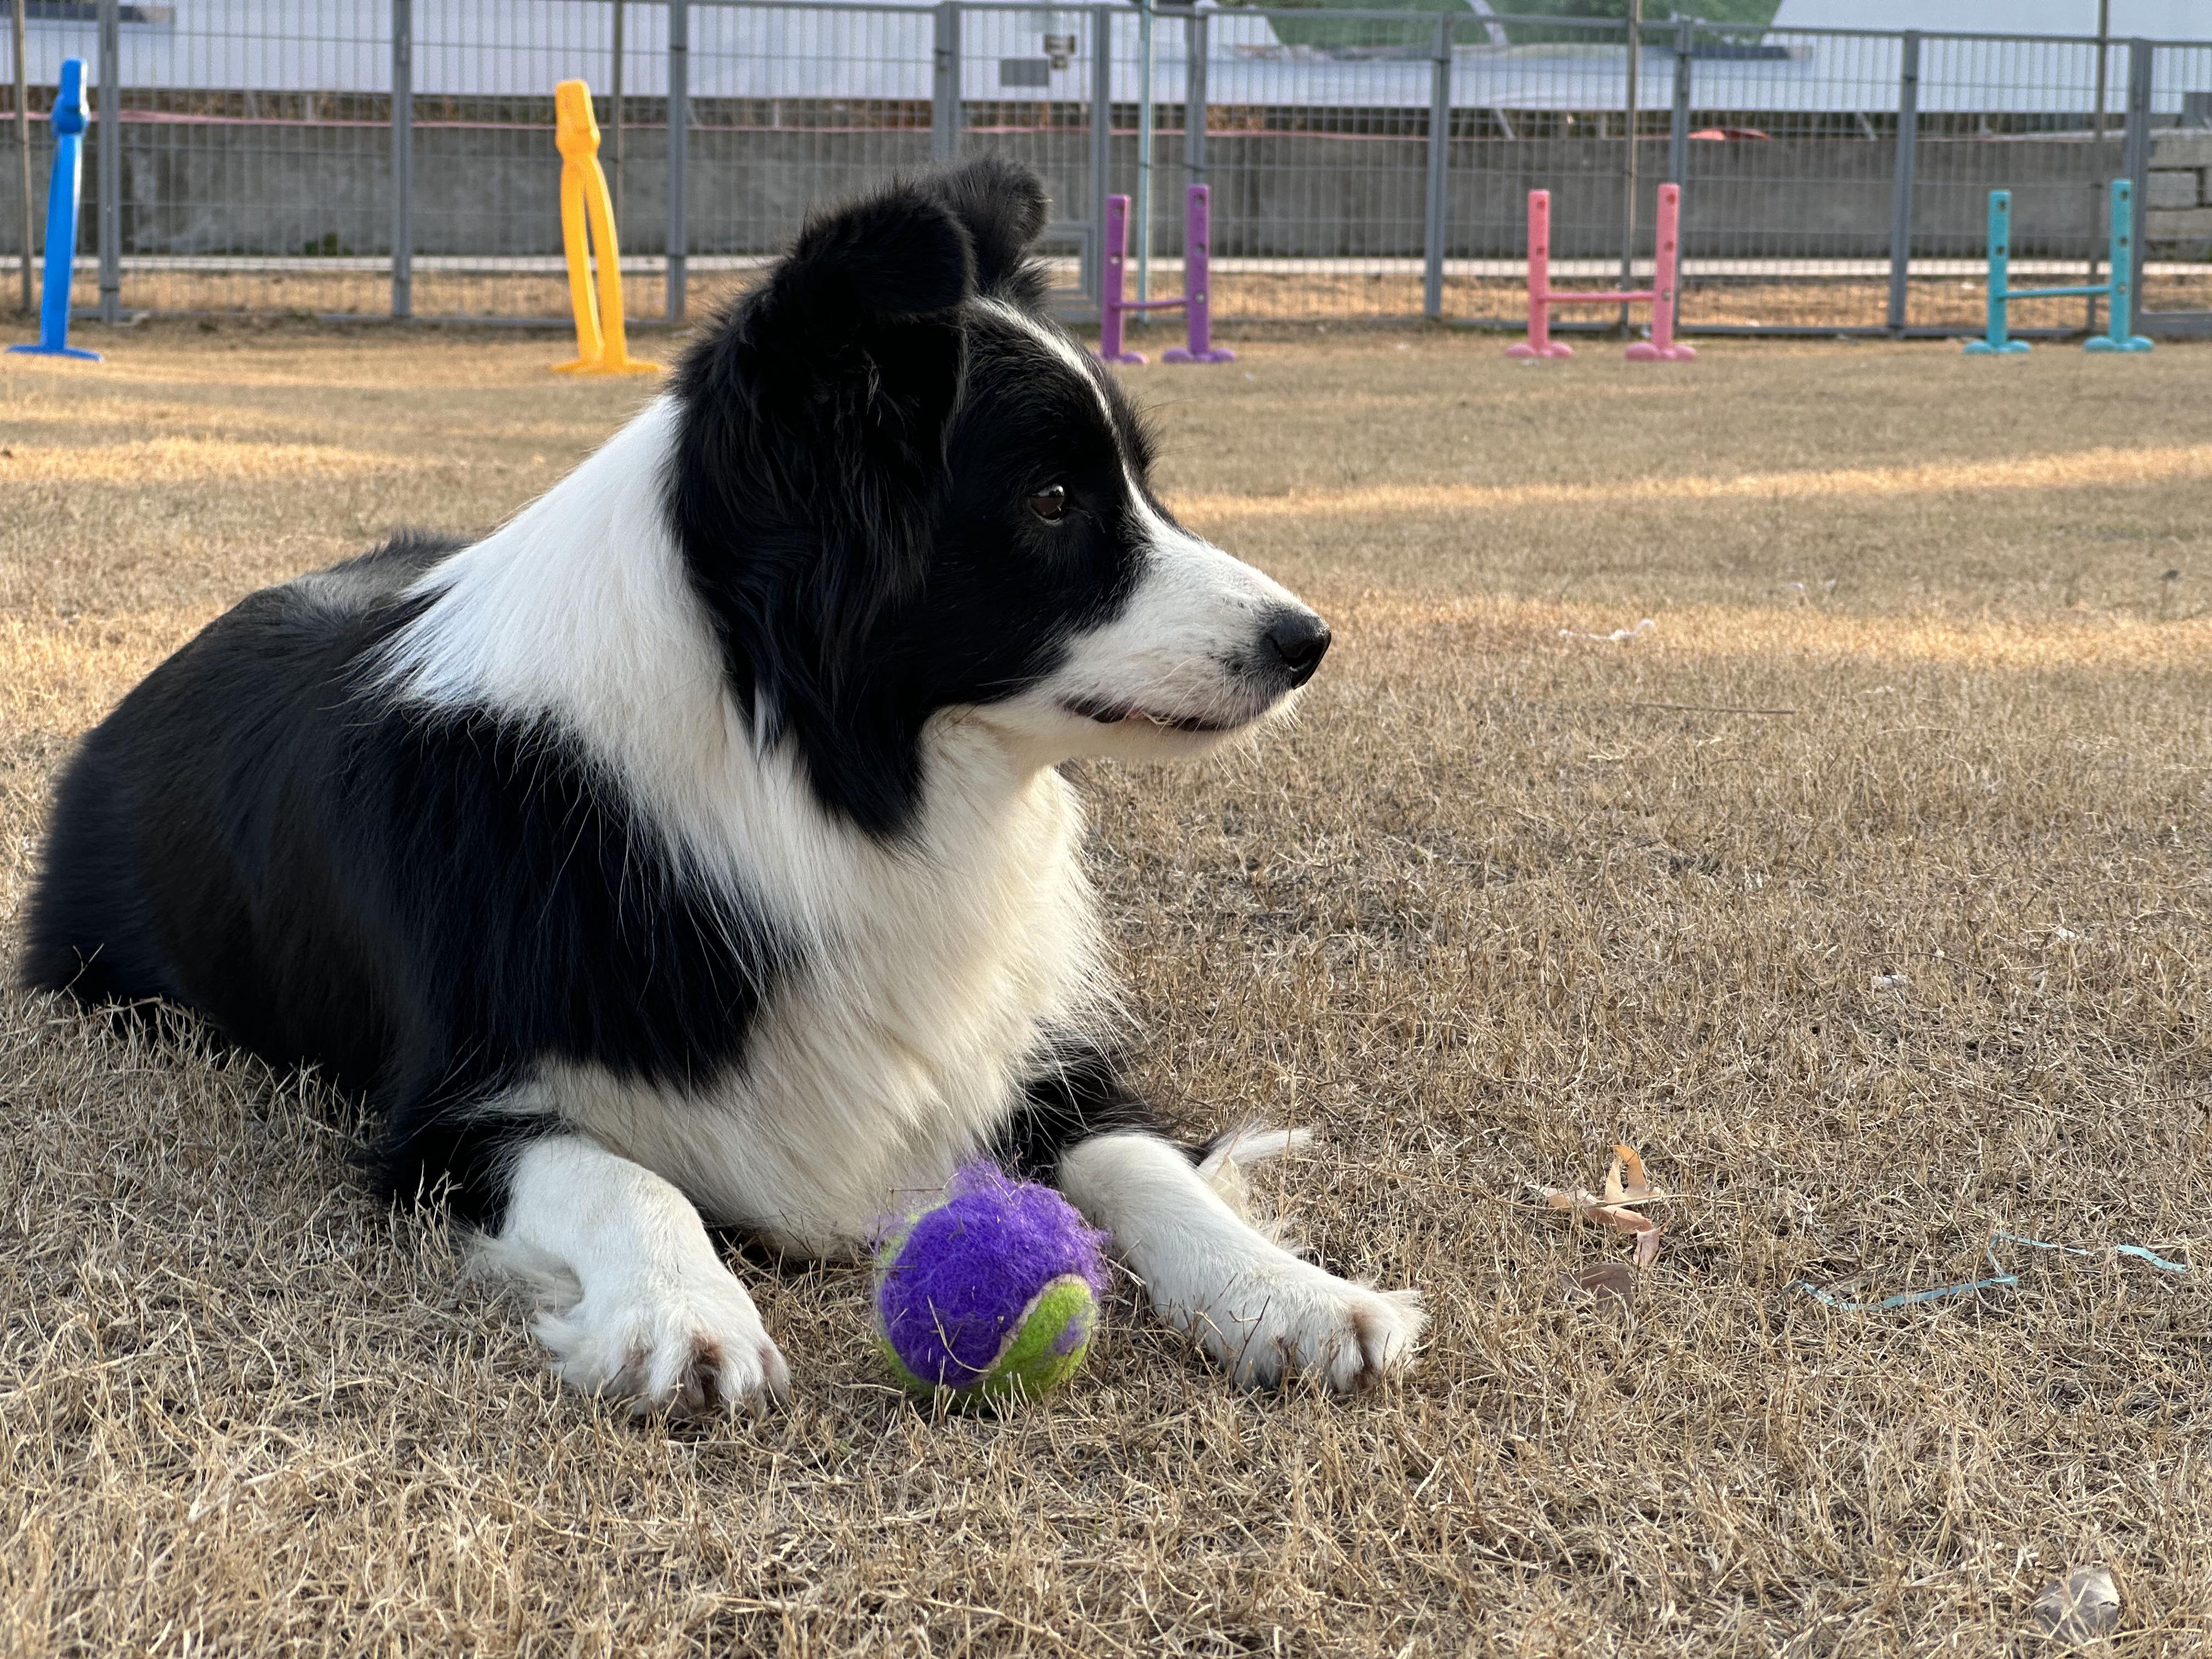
[553,78,658,376]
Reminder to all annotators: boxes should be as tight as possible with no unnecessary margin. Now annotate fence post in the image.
[932,2,960,165]
[1134,0,1153,317]
[1668,14,1691,185]
[1886,29,1918,334]
[1619,2,1639,325]
[1185,7,1206,184]
[391,0,413,320]
[666,0,687,323]
[2125,38,2152,318]
[2086,13,2111,332]
[1423,13,1449,320]
[13,0,31,317]
[609,0,624,225]
[95,0,117,322]
[1086,3,1111,304]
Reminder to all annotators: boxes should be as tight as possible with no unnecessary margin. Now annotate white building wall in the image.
[5,0,2210,112]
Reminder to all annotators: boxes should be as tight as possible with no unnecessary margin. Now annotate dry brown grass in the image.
[4,319,2212,1657]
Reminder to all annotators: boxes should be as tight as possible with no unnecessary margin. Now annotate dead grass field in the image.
[3,318,2211,1657]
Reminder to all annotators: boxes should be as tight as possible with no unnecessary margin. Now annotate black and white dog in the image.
[21,160,1421,1413]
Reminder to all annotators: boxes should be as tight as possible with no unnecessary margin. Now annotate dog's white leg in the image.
[1057,1131,1424,1392]
[476,1133,791,1417]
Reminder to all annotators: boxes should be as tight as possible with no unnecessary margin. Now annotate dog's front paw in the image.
[1164,1259,1425,1392]
[534,1269,791,1417]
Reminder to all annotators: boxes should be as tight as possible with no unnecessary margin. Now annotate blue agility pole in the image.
[8,58,100,362]
[2083,178,2154,353]
[1965,179,2151,356]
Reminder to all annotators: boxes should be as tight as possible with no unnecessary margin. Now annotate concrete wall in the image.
[2147,130,2212,251]
[0,123,2159,266]
[1206,135,2120,260]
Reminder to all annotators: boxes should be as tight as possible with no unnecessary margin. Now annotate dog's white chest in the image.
[548,747,1103,1256]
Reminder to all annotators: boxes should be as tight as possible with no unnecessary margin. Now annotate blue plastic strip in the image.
[1991,1231,2189,1274]
[1795,1229,2190,1312]
[1791,1274,2018,1312]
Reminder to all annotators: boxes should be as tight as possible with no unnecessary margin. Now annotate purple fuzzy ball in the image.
[875,1164,1109,1392]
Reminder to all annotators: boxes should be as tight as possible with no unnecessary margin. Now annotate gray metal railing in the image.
[3,0,2211,336]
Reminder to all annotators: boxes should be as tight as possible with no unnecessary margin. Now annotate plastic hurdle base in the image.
[8,337,102,362]
[1097,185,1235,367]
[9,337,101,361]
[1508,184,1693,364]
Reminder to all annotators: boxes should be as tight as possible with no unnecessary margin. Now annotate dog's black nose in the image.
[1265,610,1332,686]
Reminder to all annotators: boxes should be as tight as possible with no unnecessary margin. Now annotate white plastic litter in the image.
[1560,618,1656,643]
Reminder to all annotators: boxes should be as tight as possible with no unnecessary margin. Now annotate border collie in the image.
[21,159,1423,1413]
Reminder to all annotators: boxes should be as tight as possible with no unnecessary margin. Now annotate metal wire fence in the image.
[4,1,2212,338]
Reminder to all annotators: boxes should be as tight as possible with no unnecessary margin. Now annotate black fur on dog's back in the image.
[20,533,793,1218]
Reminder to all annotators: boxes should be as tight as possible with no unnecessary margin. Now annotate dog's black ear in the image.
[925,156,1052,300]
[671,178,973,612]
[759,180,978,335]
[667,180,977,832]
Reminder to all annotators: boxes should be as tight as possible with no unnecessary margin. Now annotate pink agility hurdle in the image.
[1506,183,1695,362]
[1097,184,1235,366]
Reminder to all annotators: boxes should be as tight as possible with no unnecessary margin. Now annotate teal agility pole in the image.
[2083,178,2154,353]
[1965,179,2151,356]
[8,58,99,362]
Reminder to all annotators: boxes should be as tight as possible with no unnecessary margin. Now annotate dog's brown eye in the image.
[1027,484,1068,523]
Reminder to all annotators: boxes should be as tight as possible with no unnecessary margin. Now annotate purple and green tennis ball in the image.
[873,1163,1109,1404]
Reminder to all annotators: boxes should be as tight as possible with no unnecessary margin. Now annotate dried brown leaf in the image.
[1632,1218,1663,1268]
[1541,1146,1671,1266]
[1538,1186,1664,1265]
[1602,1143,1669,1205]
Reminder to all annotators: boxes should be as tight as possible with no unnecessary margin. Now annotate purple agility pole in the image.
[1098,194,1142,364]
[1164,185,1234,363]
[1096,185,1233,366]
